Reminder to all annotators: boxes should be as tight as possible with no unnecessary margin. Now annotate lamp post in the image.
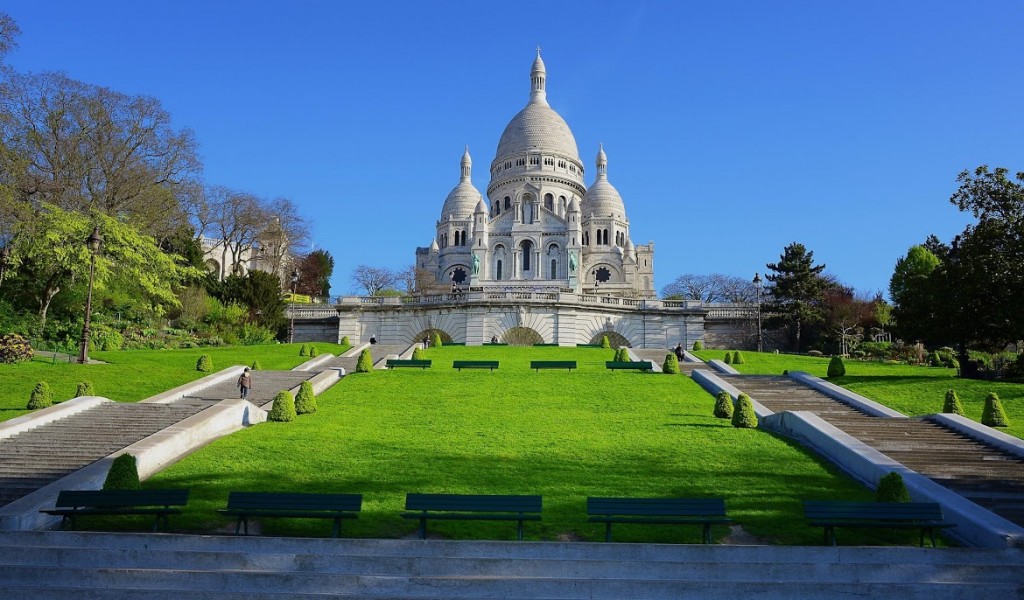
[78,227,102,364]
[753,272,763,353]
[289,267,299,344]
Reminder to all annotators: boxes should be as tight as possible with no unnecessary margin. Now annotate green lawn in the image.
[0,343,349,422]
[693,350,1024,439]
[141,346,910,545]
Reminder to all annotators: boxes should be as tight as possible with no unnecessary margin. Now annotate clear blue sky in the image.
[5,1,1022,297]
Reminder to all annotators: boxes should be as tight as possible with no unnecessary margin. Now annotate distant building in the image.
[200,218,290,286]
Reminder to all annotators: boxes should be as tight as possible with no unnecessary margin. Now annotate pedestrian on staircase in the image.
[238,367,252,400]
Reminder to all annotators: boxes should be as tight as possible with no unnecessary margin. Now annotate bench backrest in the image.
[452,361,499,368]
[55,489,190,508]
[405,493,541,513]
[530,361,577,369]
[225,492,362,512]
[588,497,726,516]
[605,361,653,369]
[386,359,431,367]
[803,501,945,522]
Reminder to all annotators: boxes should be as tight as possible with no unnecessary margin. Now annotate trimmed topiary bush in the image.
[309,345,319,358]
[782,369,789,376]
[943,389,964,416]
[723,352,732,365]
[76,381,95,397]
[268,390,296,422]
[295,381,317,415]
[876,471,910,503]
[731,393,757,428]
[732,351,744,364]
[692,340,703,351]
[431,332,443,348]
[103,453,141,490]
[662,353,680,374]
[614,347,630,362]
[0,333,34,363]
[28,382,53,410]
[982,392,1010,427]
[196,354,212,372]
[600,335,611,349]
[713,390,734,419]
[251,360,262,370]
[356,349,374,373]
[412,347,426,360]
[827,355,846,378]
[299,344,308,356]
[341,336,349,346]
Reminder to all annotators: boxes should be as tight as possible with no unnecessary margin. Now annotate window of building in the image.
[595,267,611,282]
[558,160,566,169]
[504,196,511,210]
[550,259,557,279]
[522,240,532,271]
[496,260,502,280]
[452,267,467,284]
[544,193,553,211]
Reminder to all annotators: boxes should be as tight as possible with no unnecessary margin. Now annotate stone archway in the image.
[502,327,543,346]
[413,328,453,345]
[589,331,631,348]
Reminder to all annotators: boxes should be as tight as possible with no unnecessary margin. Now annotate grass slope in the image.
[694,350,1023,439]
[144,346,892,545]
[0,343,349,422]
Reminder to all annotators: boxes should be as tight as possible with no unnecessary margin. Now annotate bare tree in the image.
[260,196,309,280]
[351,265,398,296]
[205,186,266,279]
[661,273,755,303]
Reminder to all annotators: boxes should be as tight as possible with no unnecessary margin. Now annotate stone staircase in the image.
[633,349,703,374]
[0,399,210,508]
[323,344,408,373]
[723,375,1024,527]
[183,370,315,407]
[0,530,1020,599]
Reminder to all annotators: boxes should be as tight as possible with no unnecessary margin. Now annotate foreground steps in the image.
[0,531,1020,599]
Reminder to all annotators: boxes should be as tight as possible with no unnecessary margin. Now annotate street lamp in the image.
[753,272,763,353]
[289,267,299,344]
[78,227,102,364]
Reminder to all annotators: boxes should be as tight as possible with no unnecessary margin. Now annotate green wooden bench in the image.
[532,343,559,346]
[41,489,189,532]
[402,493,542,540]
[576,343,603,348]
[385,359,431,369]
[531,360,577,372]
[483,342,508,346]
[218,492,362,537]
[444,342,466,346]
[452,360,499,371]
[802,501,955,546]
[587,497,733,543]
[606,361,653,372]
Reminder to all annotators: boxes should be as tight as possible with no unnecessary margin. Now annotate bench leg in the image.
[703,524,712,544]
[332,517,340,538]
[418,518,426,540]
[605,522,613,543]
[517,519,523,541]
[825,526,836,546]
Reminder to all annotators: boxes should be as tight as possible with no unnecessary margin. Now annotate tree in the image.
[0,11,20,65]
[218,270,286,332]
[889,244,943,345]
[661,273,755,303]
[204,186,266,280]
[822,285,875,355]
[764,243,830,351]
[296,249,334,298]
[351,265,398,296]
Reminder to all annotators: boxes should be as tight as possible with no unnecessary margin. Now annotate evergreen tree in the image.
[713,390,734,419]
[299,344,308,356]
[431,331,443,348]
[600,335,611,349]
[875,472,910,503]
[943,389,964,416]
[982,392,1010,427]
[356,349,374,373]
[295,381,317,415]
[827,355,846,378]
[765,242,830,352]
[27,381,53,409]
[103,454,141,490]
[196,354,212,372]
[75,381,95,397]
[250,360,262,370]
[732,393,758,428]
[268,390,296,422]
[412,347,426,360]
[732,351,743,364]
[723,352,732,365]
[662,353,680,374]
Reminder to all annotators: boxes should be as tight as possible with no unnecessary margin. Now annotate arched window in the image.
[550,259,557,279]
[496,260,502,280]
[504,196,511,210]
[521,240,532,271]
[583,231,589,246]
[559,196,566,214]
[603,229,609,245]
[544,193,553,212]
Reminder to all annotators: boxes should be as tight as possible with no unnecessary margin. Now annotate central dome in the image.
[493,51,580,163]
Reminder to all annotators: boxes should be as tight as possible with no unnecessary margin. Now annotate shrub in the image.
[356,349,374,373]
[340,336,350,346]
[196,354,212,372]
[251,360,262,370]
[431,332,443,348]
[295,381,317,415]
[27,382,53,409]
[943,389,964,416]
[723,352,732,365]
[807,350,824,357]
[267,390,296,422]
[103,454,141,491]
[662,353,680,374]
[692,340,703,351]
[0,333,33,364]
[827,356,846,378]
[732,351,744,364]
[600,335,611,349]
[614,347,630,362]
[309,345,319,358]
[75,381,95,397]
[981,392,1010,427]
[875,472,910,503]
[299,344,308,356]
[859,341,893,359]
[731,393,757,428]
[783,369,789,376]
[713,390,734,419]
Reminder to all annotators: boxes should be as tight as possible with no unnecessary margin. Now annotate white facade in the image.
[416,52,655,298]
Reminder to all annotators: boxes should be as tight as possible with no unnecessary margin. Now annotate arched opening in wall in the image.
[521,240,532,271]
[503,327,543,346]
[414,328,454,345]
[204,259,220,275]
[504,196,511,210]
[496,259,503,280]
[588,331,631,348]
[550,259,557,279]
[544,193,553,212]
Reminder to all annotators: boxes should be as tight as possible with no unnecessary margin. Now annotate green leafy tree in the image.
[75,381,95,397]
[732,351,743,364]
[692,340,703,351]
[431,331,443,348]
[218,270,286,333]
[296,249,334,298]
[765,242,830,352]
[27,381,52,409]
[267,390,296,422]
[827,356,846,378]
[889,244,942,344]
[103,454,141,490]
[875,472,910,503]
[196,354,212,372]
[731,393,757,428]
[356,349,373,373]
[662,353,680,374]
[713,390,734,419]
[295,381,317,415]
[981,392,1009,427]
[943,389,964,416]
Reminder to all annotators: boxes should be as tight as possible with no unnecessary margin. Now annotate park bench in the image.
[452,360,499,371]
[444,342,466,346]
[531,360,577,372]
[402,493,542,540]
[576,343,603,348]
[802,501,955,546]
[218,492,362,537]
[483,342,508,346]
[42,489,189,532]
[385,359,431,369]
[587,497,733,543]
[532,343,559,347]
[605,361,653,372]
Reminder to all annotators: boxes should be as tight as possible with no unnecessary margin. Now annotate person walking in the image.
[674,343,684,362]
[237,367,252,400]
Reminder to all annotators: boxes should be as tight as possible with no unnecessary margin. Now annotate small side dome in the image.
[475,198,487,214]
[581,144,625,219]
[440,147,484,220]
[429,238,439,252]
[567,196,580,212]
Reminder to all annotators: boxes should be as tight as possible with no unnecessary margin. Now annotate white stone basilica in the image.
[416,52,655,298]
